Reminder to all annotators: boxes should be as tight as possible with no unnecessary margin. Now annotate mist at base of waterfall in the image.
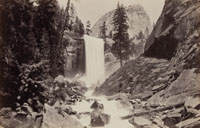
[70,90,133,128]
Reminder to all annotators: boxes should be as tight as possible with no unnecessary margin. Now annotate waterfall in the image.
[71,35,132,128]
[84,35,105,85]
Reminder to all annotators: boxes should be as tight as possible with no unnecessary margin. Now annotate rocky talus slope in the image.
[95,0,200,127]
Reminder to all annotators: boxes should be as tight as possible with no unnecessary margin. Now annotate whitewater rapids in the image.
[70,90,133,128]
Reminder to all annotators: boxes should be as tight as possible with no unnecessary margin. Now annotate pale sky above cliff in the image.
[57,0,165,26]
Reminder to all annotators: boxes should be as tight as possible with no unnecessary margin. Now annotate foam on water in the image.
[71,90,133,128]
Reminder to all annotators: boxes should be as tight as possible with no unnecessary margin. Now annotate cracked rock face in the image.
[145,0,200,62]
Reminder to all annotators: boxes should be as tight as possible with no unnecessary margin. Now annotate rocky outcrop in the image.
[145,0,200,61]
[63,32,85,78]
[95,0,200,127]
[91,5,152,38]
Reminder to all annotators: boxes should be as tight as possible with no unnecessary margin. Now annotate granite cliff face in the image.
[145,0,200,62]
[91,5,152,38]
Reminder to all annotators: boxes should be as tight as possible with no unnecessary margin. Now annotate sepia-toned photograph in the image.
[0,0,200,128]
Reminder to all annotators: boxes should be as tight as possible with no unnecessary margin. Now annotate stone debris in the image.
[124,95,200,128]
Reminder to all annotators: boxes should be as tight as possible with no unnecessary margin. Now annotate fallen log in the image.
[121,102,185,120]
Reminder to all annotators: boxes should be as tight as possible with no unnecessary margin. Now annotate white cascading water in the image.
[84,35,105,85]
[70,35,132,128]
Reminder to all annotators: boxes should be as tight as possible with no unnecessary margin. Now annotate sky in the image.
[57,0,165,26]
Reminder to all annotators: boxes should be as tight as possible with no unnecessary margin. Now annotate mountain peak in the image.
[91,4,152,38]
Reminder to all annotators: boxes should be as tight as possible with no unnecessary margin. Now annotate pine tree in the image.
[137,31,145,40]
[85,20,92,35]
[78,20,85,36]
[74,16,85,36]
[111,3,130,67]
[0,0,47,109]
[145,27,150,37]
[99,21,107,39]
[35,0,60,76]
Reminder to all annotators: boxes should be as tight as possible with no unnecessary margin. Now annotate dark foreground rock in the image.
[0,107,36,128]
[90,109,110,127]
[90,101,104,110]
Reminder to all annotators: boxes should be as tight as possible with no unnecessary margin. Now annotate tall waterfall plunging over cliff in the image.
[84,35,105,85]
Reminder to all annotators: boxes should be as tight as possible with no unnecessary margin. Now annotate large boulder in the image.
[129,116,152,127]
[185,95,200,110]
[175,117,200,128]
[0,108,35,128]
[90,109,110,127]
[54,75,66,87]
[41,104,83,128]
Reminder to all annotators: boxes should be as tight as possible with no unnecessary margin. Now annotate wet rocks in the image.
[90,101,104,110]
[89,101,110,127]
[90,109,110,127]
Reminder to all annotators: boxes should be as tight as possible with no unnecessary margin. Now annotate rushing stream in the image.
[69,35,133,128]
[70,90,133,128]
